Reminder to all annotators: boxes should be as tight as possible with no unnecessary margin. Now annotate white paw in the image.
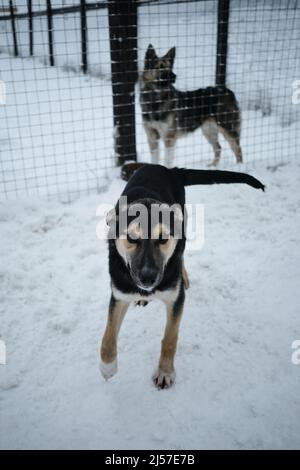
[153,369,176,389]
[100,357,118,380]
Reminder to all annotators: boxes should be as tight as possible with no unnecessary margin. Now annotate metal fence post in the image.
[108,0,138,166]
[9,0,18,57]
[27,0,33,56]
[216,0,230,87]
[80,0,88,74]
[46,0,54,66]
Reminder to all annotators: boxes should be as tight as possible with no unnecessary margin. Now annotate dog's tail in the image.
[174,168,265,191]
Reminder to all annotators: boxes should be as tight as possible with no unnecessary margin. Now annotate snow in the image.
[1,161,300,450]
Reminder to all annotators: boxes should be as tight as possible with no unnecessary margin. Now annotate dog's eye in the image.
[157,236,169,245]
[127,235,140,245]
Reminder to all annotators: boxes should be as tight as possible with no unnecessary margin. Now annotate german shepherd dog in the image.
[100,164,264,389]
[140,45,243,167]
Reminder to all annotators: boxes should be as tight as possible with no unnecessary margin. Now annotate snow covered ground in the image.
[0,0,300,450]
[0,161,300,450]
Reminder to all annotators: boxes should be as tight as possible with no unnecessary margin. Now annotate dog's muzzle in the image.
[138,265,159,290]
[132,265,161,292]
[159,70,177,86]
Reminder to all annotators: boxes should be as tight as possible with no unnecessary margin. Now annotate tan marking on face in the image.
[143,56,171,83]
[127,221,143,239]
[152,223,170,240]
[115,222,143,263]
[143,69,157,82]
[155,59,171,70]
[152,223,177,264]
[159,237,177,263]
[115,238,136,265]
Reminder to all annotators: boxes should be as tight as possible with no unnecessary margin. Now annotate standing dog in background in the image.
[140,45,243,167]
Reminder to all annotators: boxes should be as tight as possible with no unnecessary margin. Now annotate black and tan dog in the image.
[140,45,243,167]
[100,164,264,389]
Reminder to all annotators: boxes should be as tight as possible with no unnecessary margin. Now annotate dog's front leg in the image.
[153,285,185,389]
[164,134,176,168]
[145,126,160,164]
[100,295,129,380]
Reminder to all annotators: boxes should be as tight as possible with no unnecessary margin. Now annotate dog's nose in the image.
[139,266,158,288]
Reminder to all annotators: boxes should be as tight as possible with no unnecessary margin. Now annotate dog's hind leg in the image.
[153,284,185,389]
[219,126,243,164]
[145,126,160,164]
[201,119,222,167]
[100,295,129,380]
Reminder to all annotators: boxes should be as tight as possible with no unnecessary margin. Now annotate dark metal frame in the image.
[108,0,138,165]
[80,0,88,74]
[46,0,54,67]
[27,0,33,56]
[216,0,229,87]
[9,0,18,57]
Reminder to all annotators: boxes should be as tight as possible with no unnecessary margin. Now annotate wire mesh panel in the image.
[0,0,299,200]
[136,0,300,170]
[0,0,114,199]
[227,0,300,169]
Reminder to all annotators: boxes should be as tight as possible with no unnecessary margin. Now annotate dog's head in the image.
[143,44,177,88]
[107,199,184,293]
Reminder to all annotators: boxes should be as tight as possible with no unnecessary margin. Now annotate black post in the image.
[216,0,230,87]
[9,0,18,57]
[108,0,138,166]
[80,0,88,74]
[27,0,33,56]
[46,0,54,66]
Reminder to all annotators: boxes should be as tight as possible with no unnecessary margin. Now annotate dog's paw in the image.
[135,300,149,307]
[207,160,220,168]
[100,358,118,380]
[153,370,176,390]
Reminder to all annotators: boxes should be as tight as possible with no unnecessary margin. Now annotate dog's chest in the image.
[112,284,179,304]
[140,86,175,123]
[145,116,175,138]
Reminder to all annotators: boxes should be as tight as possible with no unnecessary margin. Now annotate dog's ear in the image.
[145,44,157,68]
[164,46,176,67]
